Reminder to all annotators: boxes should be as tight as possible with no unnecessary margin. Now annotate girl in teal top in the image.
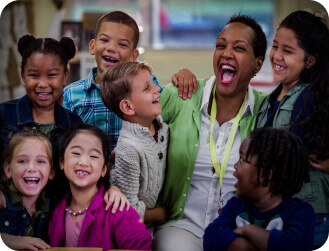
[256,10,329,248]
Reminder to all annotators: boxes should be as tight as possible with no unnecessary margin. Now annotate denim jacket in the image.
[0,95,82,200]
[0,190,50,242]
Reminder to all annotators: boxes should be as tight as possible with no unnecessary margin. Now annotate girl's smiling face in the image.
[269,27,310,87]
[21,52,69,111]
[61,130,107,191]
[4,139,53,205]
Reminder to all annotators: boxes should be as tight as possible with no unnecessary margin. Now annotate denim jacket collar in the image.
[18,95,71,131]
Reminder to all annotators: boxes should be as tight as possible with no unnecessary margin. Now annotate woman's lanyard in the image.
[209,84,247,189]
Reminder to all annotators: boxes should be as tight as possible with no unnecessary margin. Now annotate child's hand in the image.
[0,190,6,209]
[309,155,329,174]
[1,233,50,251]
[104,185,130,213]
[172,68,197,100]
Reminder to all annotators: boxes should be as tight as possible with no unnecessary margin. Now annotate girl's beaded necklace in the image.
[65,207,89,216]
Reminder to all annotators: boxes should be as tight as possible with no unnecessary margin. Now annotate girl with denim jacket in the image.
[0,128,54,250]
[0,34,129,212]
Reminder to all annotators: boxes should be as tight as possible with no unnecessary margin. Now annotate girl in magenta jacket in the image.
[48,124,152,250]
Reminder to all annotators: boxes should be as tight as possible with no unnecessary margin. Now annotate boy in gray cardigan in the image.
[100,62,168,231]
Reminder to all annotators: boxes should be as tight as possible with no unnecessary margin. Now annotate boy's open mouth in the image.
[220,64,236,84]
[24,177,40,186]
[103,56,119,64]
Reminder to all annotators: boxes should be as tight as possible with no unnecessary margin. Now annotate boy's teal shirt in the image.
[158,78,267,223]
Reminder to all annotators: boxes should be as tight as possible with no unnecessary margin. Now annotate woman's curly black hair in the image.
[246,127,310,199]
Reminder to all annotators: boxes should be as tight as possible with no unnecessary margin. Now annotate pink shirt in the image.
[65,212,86,247]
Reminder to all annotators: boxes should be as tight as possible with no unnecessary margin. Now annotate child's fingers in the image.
[172,74,178,86]
[188,78,193,98]
[178,78,184,98]
[32,240,50,250]
[111,197,120,214]
[192,77,197,93]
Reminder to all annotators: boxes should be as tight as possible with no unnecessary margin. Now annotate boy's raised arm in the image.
[172,68,197,100]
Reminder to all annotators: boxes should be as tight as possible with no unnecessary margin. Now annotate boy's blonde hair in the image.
[95,11,140,49]
[2,128,54,193]
[100,61,152,119]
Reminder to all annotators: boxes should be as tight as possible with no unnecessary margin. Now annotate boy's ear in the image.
[306,55,316,69]
[129,49,139,62]
[89,39,96,56]
[119,99,135,116]
[4,163,12,179]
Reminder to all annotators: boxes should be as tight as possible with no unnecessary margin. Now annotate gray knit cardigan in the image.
[111,115,169,221]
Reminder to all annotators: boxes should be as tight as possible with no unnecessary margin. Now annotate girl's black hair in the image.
[18,34,77,73]
[280,10,329,160]
[58,123,111,190]
[221,14,267,61]
[246,127,310,200]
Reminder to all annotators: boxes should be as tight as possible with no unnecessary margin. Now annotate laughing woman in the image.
[153,15,268,251]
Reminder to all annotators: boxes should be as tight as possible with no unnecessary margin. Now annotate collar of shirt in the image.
[199,76,255,120]
[83,67,100,92]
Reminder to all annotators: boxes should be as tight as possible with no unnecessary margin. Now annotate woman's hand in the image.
[309,155,329,174]
[172,68,197,100]
[103,185,130,213]
[1,234,50,251]
[144,206,167,225]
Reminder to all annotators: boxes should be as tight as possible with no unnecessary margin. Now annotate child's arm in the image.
[235,203,315,251]
[233,224,269,250]
[203,197,242,251]
[227,236,258,251]
[172,68,197,100]
[113,207,152,250]
[1,233,50,251]
[144,206,166,225]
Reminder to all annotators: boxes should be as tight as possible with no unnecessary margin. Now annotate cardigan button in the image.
[160,136,164,142]
[158,152,163,159]
[22,214,26,218]
[5,221,9,226]
[195,144,198,148]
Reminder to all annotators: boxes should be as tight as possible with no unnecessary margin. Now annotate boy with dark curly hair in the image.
[204,127,315,251]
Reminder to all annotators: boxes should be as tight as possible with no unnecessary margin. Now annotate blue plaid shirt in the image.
[63,67,164,150]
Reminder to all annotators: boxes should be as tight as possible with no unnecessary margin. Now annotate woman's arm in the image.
[144,206,167,225]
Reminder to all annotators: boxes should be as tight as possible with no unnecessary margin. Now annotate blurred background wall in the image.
[0,0,327,102]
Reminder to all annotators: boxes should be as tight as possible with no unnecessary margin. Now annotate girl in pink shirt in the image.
[48,123,152,250]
